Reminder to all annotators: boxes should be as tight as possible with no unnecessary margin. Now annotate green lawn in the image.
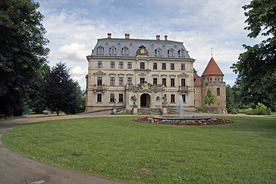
[2,116,276,183]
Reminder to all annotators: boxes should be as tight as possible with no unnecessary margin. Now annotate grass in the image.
[2,116,276,183]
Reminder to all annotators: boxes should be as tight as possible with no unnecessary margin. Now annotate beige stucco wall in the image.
[86,55,195,112]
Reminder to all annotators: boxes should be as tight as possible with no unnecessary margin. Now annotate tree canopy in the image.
[0,0,49,115]
[43,62,80,115]
[231,0,276,93]
[204,87,216,109]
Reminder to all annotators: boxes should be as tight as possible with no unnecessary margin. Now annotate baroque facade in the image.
[86,33,195,114]
[86,33,226,114]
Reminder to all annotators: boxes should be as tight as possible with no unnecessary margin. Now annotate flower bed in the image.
[132,117,234,125]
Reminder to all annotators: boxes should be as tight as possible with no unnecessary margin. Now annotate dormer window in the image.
[109,46,116,55]
[155,48,162,57]
[122,46,129,56]
[97,46,104,55]
[168,49,174,57]
[178,49,185,57]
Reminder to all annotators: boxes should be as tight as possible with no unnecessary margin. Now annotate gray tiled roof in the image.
[90,38,191,59]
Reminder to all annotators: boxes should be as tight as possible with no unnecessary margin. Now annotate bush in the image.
[246,102,270,115]
[196,107,205,113]
[228,108,238,114]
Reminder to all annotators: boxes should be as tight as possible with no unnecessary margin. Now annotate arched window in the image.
[122,46,129,55]
[97,46,104,55]
[178,49,185,57]
[140,62,145,69]
[217,88,220,96]
[168,48,174,57]
[109,46,116,55]
[155,48,162,57]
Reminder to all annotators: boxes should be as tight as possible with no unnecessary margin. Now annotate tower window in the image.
[217,88,220,96]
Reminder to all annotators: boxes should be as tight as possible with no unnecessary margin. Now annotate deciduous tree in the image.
[0,0,49,116]
[231,0,276,93]
[204,87,216,111]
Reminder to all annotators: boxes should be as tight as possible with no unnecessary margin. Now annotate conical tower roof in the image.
[202,57,224,77]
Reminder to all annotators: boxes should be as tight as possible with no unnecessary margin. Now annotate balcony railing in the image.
[179,86,188,92]
[93,85,106,93]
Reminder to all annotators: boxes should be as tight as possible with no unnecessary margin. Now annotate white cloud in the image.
[51,43,90,62]
[71,66,87,75]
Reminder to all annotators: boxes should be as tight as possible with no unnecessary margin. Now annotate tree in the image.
[231,0,276,93]
[0,0,49,116]
[193,68,198,74]
[204,87,216,111]
[43,62,80,115]
[24,64,50,113]
[226,85,238,114]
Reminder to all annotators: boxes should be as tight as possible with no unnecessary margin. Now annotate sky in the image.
[36,0,261,90]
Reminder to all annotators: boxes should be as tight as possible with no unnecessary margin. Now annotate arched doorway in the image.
[140,94,150,108]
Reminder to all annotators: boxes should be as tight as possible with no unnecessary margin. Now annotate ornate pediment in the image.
[136,45,148,56]
[126,82,164,93]
[178,72,189,78]
[93,70,106,76]
[138,73,147,76]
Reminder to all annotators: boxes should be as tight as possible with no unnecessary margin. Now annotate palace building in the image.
[86,33,226,114]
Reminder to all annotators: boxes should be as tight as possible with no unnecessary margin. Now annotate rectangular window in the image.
[119,62,123,69]
[140,78,145,84]
[162,78,166,86]
[170,63,174,70]
[181,79,185,87]
[182,95,186,103]
[162,63,166,70]
[98,61,102,68]
[171,78,175,87]
[110,94,115,102]
[153,78,157,86]
[217,88,220,96]
[119,77,123,86]
[128,62,132,69]
[171,94,175,103]
[97,77,102,86]
[181,63,185,70]
[110,61,115,68]
[119,94,123,102]
[153,63,157,70]
[97,94,102,102]
[110,77,115,86]
[140,62,145,69]
[127,77,132,85]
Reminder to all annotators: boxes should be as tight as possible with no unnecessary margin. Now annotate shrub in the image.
[196,107,205,113]
[228,108,238,114]
[246,102,270,115]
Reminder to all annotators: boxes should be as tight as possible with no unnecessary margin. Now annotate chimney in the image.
[125,33,130,39]
[156,35,160,40]
[107,33,111,38]
[164,35,168,40]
